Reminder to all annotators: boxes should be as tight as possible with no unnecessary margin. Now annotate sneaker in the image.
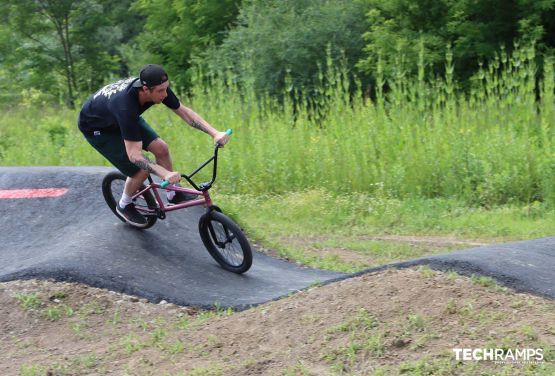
[116,203,148,227]
[168,191,199,204]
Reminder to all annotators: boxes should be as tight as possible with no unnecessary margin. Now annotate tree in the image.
[202,0,367,98]
[3,0,79,106]
[357,0,555,82]
[131,0,242,90]
[2,0,141,108]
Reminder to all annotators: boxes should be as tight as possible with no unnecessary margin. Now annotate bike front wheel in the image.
[198,210,253,274]
[102,171,158,229]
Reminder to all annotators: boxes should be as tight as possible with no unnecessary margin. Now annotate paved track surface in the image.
[0,167,345,309]
[1,167,553,308]
[393,237,555,299]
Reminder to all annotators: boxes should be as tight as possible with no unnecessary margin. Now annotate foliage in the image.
[357,0,555,83]
[131,0,242,92]
[0,0,143,107]
[2,0,555,106]
[3,44,555,209]
[202,0,367,98]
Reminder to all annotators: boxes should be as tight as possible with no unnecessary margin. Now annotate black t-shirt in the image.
[78,77,180,141]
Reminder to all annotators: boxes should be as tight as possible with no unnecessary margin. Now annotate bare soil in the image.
[1,267,553,375]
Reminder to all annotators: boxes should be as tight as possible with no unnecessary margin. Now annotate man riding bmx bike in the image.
[78,64,229,227]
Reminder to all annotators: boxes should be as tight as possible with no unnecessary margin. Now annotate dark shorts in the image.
[84,117,159,177]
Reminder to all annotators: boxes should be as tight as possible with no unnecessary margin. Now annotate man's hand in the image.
[163,171,181,184]
[214,131,230,147]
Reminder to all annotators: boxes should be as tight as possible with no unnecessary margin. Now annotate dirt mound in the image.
[1,267,553,375]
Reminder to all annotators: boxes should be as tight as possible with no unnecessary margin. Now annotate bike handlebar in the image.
[160,128,233,190]
[216,128,233,147]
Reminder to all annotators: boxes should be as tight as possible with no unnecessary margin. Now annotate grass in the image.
[221,191,555,239]
[379,357,555,376]
[2,43,554,376]
[164,339,185,355]
[283,361,312,376]
[1,44,554,207]
[71,321,88,338]
[407,313,426,332]
[325,309,386,372]
[41,306,61,321]
[80,300,105,316]
[15,292,76,322]
[1,44,554,272]
[19,353,100,376]
[187,365,223,376]
[521,325,539,341]
[15,293,42,311]
[109,308,122,325]
[150,327,167,344]
[121,333,146,354]
[215,190,555,270]
[470,275,508,293]
[327,308,377,334]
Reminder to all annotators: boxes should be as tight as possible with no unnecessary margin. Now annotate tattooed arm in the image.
[132,154,156,173]
[172,104,229,146]
[123,140,180,183]
[190,119,210,135]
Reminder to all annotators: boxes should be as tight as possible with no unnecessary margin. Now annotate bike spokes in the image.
[102,171,159,229]
[207,220,244,267]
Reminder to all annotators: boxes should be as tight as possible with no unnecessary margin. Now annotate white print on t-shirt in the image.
[93,78,135,100]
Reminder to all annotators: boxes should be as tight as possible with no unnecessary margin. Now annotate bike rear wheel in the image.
[102,171,158,229]
[198,210,253,274]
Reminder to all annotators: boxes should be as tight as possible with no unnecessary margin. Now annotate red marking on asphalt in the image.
[0,188,69,199]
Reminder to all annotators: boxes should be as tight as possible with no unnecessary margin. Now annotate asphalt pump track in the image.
[1,167,553,309]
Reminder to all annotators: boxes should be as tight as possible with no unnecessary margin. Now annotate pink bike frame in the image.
[132,178,212,215]
[130,140,230,216]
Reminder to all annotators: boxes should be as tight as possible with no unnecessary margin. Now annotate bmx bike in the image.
[101,129,252,274]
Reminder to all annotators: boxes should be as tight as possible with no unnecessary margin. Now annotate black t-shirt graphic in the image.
[78,78,180,140]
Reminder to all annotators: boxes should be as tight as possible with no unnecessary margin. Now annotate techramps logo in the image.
[453,348,545,365]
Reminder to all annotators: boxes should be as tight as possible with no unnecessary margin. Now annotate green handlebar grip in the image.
[216,129,233,147]
[161,180,170,188]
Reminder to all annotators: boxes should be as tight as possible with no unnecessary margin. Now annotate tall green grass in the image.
[1,43,553,206]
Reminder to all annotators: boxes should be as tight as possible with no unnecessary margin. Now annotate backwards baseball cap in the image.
[132,64,169,88]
